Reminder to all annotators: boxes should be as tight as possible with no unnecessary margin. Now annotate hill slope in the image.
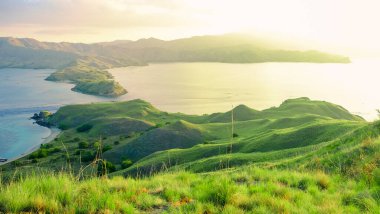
[2,98,380,213]
[0,97,366,178]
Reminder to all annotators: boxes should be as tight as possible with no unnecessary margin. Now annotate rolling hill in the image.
[0,97,366,176]
[2,97,380,213]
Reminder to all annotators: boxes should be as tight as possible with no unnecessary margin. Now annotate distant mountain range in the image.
[0,34,351,96]
[0,34,350,69]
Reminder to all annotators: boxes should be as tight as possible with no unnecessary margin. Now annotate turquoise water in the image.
[0,113,51,159]
[0,68,114,159]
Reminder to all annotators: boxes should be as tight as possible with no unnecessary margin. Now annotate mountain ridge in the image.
[0,34,351,97]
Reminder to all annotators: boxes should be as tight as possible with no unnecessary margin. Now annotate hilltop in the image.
[0,97,366,177]
[2,98,380,213]
[0,34,350,97]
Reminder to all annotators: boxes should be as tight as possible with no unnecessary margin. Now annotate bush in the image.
[81,151,95,162]
[297,179,309,191]
[93,142,101,149]
[316,173,330,190]
[121,159,133,169]
[58,124,70,130]
[40,143,53,149]
[78,141,89,149]
[113,141,120,145]
[76,124,93,132]
[102,145,112,152]
[47,147,61,153]
[98,160,116,175]
[29,149,48,159]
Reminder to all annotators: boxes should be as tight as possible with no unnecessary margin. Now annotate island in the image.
[0,34,351,97]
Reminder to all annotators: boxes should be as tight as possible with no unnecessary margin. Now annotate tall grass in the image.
[1,167,379,213]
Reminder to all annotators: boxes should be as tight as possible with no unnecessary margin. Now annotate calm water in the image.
[0,69,114,159]
[111,59,380,120]
[2,60,380,159]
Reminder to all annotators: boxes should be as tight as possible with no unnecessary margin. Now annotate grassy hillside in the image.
[1,98,380,213]
[2,167,380,213]
[0,97,366,178]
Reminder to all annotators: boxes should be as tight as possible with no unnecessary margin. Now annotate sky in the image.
[0,0,380,56]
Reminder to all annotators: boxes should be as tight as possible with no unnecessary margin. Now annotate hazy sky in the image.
[0,0,379,55]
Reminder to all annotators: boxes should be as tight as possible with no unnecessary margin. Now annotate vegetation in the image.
[45,57,128,97]
[1,167,380,213]
[2,97,379,213]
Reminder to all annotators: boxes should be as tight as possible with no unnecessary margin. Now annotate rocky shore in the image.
[31,110,52,127]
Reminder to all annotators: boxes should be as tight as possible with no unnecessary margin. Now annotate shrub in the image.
[316,173,330,190]
[78,141,89,149]
[58,124,70,130]
[113,141,120,145]
[98,160,116,175]
[76,124,93,132]
[297,179,309,191]
[102,145,112,152]
[40,144,53,149]
[47,147,61,153]
[121,159,133,169]
[93,142,101,149]
[81,151,96,162]
[29,149,48,159]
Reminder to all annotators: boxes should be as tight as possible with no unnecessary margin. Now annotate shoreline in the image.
[0,127,61,165]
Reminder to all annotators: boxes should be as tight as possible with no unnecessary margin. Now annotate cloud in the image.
[1,0,380,55]
[0,0,193,28]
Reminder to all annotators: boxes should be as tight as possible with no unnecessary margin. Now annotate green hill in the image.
[0,97,366,176]
[2,98,380,213]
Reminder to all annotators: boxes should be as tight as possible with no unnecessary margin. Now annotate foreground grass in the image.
[1,167,379,213]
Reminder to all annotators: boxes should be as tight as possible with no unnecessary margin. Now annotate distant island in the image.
[0,34,351,97]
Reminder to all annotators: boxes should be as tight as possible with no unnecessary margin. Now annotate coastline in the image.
[0,127,61,165]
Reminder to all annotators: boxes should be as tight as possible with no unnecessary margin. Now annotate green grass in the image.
[0,98,367,178]
[1,167,379,213]
[1,98,380,213]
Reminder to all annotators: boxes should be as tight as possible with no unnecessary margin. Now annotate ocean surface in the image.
[0,69,113,159]
[1,59,380,159]
[111,59,380,120]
